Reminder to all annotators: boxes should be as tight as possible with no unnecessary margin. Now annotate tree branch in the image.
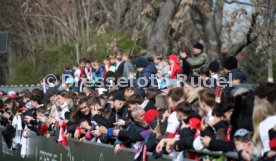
[227,12,258,56]
[224,0,253,6]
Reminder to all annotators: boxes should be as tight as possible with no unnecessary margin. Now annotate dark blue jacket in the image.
[137,62,158,88]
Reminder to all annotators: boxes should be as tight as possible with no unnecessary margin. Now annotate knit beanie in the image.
[223,56,238,70]
[193,43,204,50]
[135,57,149,68]
[144,109,159,126]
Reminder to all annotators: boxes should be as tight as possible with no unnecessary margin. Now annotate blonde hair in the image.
[252,99,274,144]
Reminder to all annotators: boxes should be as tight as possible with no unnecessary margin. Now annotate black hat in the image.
[193,42,204,50]
[135,57,149,68]
[209,60,220,73]
[224,56,238,70]
[112,91,126,102]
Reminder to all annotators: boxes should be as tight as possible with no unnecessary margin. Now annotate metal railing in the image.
[0,84,40,92]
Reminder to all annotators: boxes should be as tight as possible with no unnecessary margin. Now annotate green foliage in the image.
[83,27,141,61]
[9,43,75,84]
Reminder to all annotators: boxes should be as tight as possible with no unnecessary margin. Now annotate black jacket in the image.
[67,112,92,133]
[114,61,125,78]
[118,122,147,143]
[93,110,116,128]
[182,58,192,76]
[202,121,235,152]
[231,91,254,132]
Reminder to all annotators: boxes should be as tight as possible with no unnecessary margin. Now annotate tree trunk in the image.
[146,0,180,56]
[75,42,80,64]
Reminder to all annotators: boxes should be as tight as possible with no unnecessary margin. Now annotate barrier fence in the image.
[0,127,180,161]
[0,84,40,93]
[0,127,239,161]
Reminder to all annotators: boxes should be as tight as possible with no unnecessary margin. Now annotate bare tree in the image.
[254,0,276,82]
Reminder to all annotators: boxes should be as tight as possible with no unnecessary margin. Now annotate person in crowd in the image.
[230,69,252,97]
[259,99,276,158]
[168,54,182,79]
[143,88,159,111]
[161,58,170,77]
[200,97,236,152]
[154,55,163,71]
[166,87,186,139]
[198,89,215,130]
[208,60,220,79]
[84,59,93,80]
[155,94,170,136]
[156,102,201,160]
[122,52,134,78]
[134,56,158,88]
[180,43,208,77]
[113,49,125,79]
[73,63,81,85]
[179,48,192,76]
[198,67,219,89]
[79,58,87,80]
[103,56,111,78]
[235,99,274,161]
[92,60,104,82]
[22,92,33,109]
[254,82,276,103]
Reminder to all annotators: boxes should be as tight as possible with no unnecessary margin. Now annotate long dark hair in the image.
[4,98,18,116]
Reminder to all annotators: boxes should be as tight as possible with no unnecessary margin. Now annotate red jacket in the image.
[169,54,182,79]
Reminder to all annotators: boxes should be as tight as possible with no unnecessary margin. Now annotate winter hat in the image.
[168,54,179,65]
[223,56,238,70]
[231,70,246,82]
[209,60,220,73]
[144,109,159,126]
[8,91,17,99]
[193,42,204,50]
[269,127,276,149]
[135,57,149,68]
[112,91,126,102]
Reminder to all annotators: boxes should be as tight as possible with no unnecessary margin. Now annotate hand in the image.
[114,119,125,126]
[46,134,51,139]
[80,121,91,130]
[114,144,121,155]
[201,136,211,148]
[91,107,99,116]
[180,51,187,59]
[156,140,165,153]
[91,129,101,137]
[98,126,107,134]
